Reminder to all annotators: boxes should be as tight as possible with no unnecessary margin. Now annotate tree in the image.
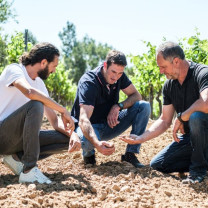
[0,0,17,26]
[130,41,165,118]
[59,21,112,84]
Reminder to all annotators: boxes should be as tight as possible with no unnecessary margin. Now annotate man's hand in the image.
[61,109,75,135]
[107,104,120,128]
[119,134,143,144]
[172,117,185,143]
[95,141,115,155]
[68,132,81,153]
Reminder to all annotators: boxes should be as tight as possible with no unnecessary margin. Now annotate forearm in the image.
[28,88,66,114]
[139,118,171,143]
[122,92,142,109]
[79,119,99,147]
[182,98,208,121]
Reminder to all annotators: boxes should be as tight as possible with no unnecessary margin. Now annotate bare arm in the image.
[79,105,115,155]
[107,84,142,128]
[120,104,175,144]
[121,83,142,108]
[172,88,208,142]
[13,77,74,132]
[181,88,208,121]
[44,106,81,152]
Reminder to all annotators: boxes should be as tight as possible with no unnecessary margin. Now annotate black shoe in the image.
[182,175,205,184]
[84,154,96,165]
[121,152,144,168]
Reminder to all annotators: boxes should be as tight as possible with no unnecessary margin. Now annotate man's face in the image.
[102,62,125,84]
[157,53,179,80]
[38,56,59,80]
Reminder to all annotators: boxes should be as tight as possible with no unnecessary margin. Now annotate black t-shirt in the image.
[71,65,131,124]
[163,61,208,133]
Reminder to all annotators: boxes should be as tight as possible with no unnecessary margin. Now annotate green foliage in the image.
[59,21,112,84]
[0,34,8,68]
[130,41,165,118]
[7,32,32,64]
[179,30,208,65]
[0,0,16,26]
[45,62,77,108]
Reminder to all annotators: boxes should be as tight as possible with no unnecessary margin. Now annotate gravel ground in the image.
[0,120,208,208]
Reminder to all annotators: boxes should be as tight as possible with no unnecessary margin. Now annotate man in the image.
[0,43,80,184]
[71,50,150,167]
[120,41,208,183]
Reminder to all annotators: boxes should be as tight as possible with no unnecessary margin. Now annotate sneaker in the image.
[182,175,205,184]
[3,155,23,175]
[84,154,96,165]
[19,167,52,184]
[121,152,144,168]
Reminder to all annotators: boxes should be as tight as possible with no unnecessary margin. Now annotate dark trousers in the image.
[0,100,69,171]
[150,112,208,176]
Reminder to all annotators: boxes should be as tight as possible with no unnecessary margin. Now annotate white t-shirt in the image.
[0,63,49,121]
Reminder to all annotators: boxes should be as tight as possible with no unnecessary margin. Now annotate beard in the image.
[38,65,49,80]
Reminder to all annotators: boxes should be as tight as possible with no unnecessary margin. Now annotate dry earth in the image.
[1,120,208,208]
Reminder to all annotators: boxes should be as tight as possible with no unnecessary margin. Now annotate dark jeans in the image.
[76,101,151,157]
[0,100,69,171]
[150,112,208,176]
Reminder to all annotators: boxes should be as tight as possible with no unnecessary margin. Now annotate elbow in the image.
[25,88,36,100]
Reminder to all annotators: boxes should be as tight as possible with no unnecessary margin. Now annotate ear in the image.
[173,57,179,65]
[40,59,48,68]
[103,62,107,70]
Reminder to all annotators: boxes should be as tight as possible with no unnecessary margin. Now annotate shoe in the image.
[121,152,144,168]
[19,167,52,184]
[3,155,23,175]
[182,175,205,184]
[84,154,96,165]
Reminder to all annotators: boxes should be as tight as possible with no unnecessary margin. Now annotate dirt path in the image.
[0,121,208,208]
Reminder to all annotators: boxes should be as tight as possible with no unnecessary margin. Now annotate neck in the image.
[25,64,39,80]
[177,60,190,85]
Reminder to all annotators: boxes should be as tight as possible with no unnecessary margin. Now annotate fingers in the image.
[98,142,115,155]
[107,119,119,128]
[68,141,81,153]
[68,133,81,153]
[119,136,137,144]
[172,129,180,143]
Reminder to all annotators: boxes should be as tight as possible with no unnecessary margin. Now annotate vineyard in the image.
[1,1,208,207]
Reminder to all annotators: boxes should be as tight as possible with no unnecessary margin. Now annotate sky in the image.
[3,0,208,56]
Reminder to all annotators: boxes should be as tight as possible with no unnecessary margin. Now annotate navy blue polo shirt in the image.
[71,64,131,124]
[163,61,208,133]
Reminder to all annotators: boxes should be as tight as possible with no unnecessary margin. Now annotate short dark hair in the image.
[106,50,127,68]
[19,42,60,66]
[157,41,185,61]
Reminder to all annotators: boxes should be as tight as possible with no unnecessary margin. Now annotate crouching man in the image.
[0,43,80,184]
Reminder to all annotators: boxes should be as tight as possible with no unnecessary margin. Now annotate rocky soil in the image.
[0,120,208,208]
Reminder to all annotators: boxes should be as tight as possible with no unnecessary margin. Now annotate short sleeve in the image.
[162,80,172,105]
[78,81,98,106]
[196,66,208,93]
[120,73,132,89]
[4,64,25,87]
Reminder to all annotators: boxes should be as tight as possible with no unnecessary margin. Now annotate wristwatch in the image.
[117,102,124,111]
[177,112,185,123]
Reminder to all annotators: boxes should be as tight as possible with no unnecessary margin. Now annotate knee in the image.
[150,157,166,173]
[133,101,151,116]
[150,159,160,170]
[28,100,44,116]
[189,111,204,129]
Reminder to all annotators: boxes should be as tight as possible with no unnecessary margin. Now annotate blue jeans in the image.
[76,101,151,157]
[150,112,208,176]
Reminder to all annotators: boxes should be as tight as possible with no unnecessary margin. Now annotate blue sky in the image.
[3,0,208,56]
